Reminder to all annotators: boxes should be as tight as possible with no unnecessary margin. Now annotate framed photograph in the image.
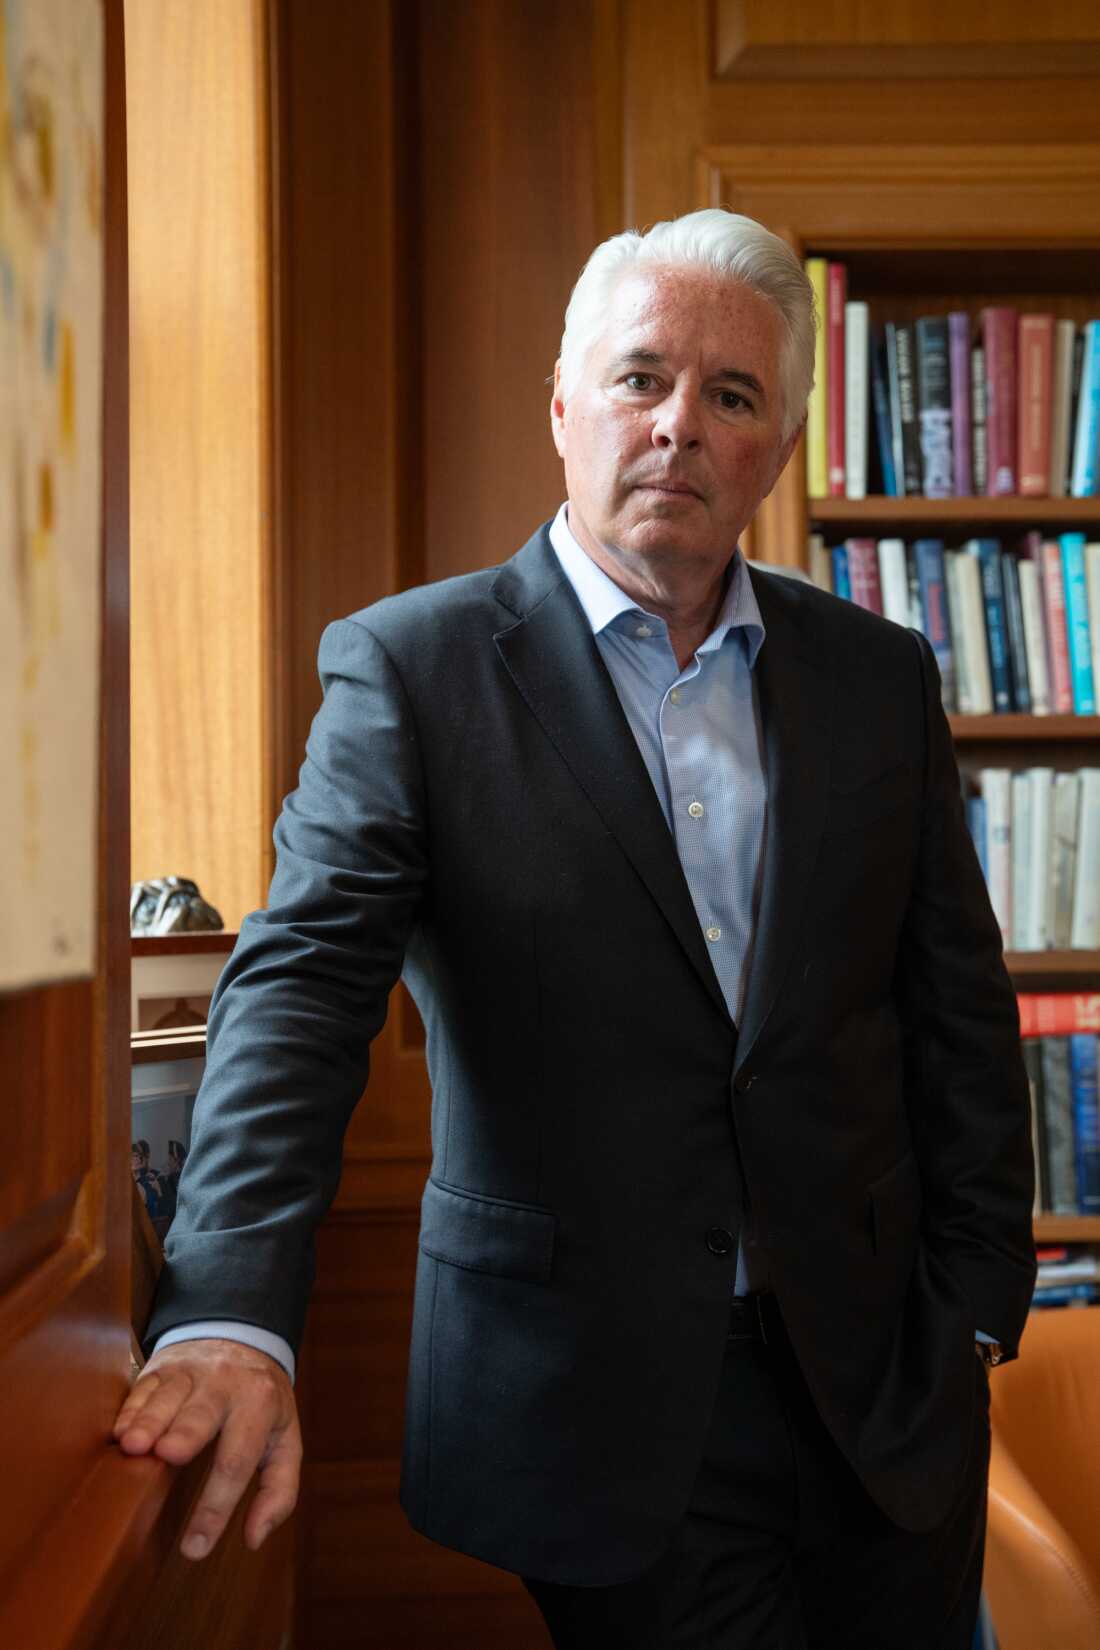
[130,1041,204,1245]
[130,931,234,1033]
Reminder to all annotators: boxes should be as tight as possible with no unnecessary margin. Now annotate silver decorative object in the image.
[130,877,224,937]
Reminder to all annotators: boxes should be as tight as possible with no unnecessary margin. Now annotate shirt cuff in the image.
[975,1330,996,1344]
[152,1321,296,1385]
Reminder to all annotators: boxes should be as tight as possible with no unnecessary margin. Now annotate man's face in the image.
[551,266,799,583]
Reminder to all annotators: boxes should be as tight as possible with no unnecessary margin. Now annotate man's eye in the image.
[624,373,654,391]
[719,390,749,411]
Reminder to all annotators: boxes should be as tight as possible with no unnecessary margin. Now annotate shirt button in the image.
[635,622,653,638]
[687,801,705,819]
[705,1227,734,1256]
[669,688,681,705]
[705,925,722,942]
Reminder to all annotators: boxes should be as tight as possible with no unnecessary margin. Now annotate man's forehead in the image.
[596,267,782,369]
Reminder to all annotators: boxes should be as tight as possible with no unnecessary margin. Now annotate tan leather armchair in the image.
[984,1305,1100,1650]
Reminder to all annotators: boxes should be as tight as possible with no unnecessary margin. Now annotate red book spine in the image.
[827,262,847,497]
[981,307,1018,496]
[1039,539,1074,712]
[1018,993,1100,1036]
[845,538,883,614]
[1018,314,1054,497]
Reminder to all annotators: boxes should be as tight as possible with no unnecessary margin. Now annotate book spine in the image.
[971,539,1012,712]
[827,263,847,497]
[916,316,953,498]
[1071,319,1100,498]
[894,322,922,495]
[885,323,906,496]
[1060,533,1097,713]
[1022,1040,1050,1211]
[945,552,971,713]
[1049,319,1076,500]
[845,538,883,615]
[981,768,1012,943]
[1017,992,1100,1037]
[1017,313,1054,496]
[948,311,972,495]
[1025,768,1054,950]
[1011,771,1031,952]
[1066,327,1086,494]
[1018,534,1052,715]
[808,533,832,594]
[981,307,1018,495]
[877,538,910,627]
[844,301,869,501]
[906,544,921,631]
[1051,772,1081,950]
[831,544,851,602]
[1088,542,1100,706]
[971,345,988,495]
[805,258,829,498]
[966,794,987,878]
[1071,770,1100,948]
[1070,1033,1100,1213]
[1000,552,1031,714]
[870,332,898,496]
[914,539,956,711]
[1040,540,1075,713]
[1040,1036,1078,1213]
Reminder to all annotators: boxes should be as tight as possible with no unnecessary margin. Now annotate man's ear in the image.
[550,360,567,459]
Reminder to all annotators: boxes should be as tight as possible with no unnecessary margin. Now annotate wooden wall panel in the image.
[127,0,272,932]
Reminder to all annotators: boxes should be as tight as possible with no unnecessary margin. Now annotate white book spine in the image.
[1025,768,1054,950]
[1049,319,1076,499]
[1070,769,1100,948]
[878,538,910,626]
[844,302,868,500]
[1011,772,1032,952]
[1087,542,1100,703]
[1051,771,1081,949]
[945,552,971,713]
[981,768,1013,944]
[959,550,993,715]
[1017,558,1051,716]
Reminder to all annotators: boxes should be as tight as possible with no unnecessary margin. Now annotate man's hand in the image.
[112,1338,301,1561]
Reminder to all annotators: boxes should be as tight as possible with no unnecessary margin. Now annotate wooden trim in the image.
[949,715,1100,741]
[1034,1216,1100,1242]
[1005,951,1100,977]
[810,497,1100,524]
[131,1028,208,1064]
[131,932,237,956]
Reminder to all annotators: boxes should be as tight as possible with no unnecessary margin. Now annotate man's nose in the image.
[651,387,702,450]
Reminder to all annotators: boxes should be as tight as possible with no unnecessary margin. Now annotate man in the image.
[115,210,1035,1648]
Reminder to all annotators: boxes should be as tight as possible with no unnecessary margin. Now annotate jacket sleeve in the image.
[894,629,1036,1357]
[143,617,428,1359]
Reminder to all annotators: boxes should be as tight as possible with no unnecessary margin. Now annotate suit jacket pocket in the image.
[825,762,915,834]
[419,1177,557,1282]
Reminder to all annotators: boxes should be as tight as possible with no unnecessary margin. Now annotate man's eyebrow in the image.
[607,350,767,400]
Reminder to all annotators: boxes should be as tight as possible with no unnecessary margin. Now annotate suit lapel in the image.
[492,529,731,1023]
[734,568,833,1073]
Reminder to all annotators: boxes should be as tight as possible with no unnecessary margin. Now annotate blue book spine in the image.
[1000,552,1031,714]
[1060,533,1097,713]
[831,546,851,601]
[971,539,1013,712]
[1070,1033,1100,1214]
[1070,319,1100,497]
[870,334,898,496]
[913,538,956,711]
[966,796,987,878]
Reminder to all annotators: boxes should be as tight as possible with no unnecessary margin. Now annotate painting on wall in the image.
[0,0,104,991]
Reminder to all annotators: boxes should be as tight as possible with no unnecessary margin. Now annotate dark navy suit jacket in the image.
[145,523,1036,1584]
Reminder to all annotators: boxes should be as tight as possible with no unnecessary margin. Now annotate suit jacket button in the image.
[705,1227,734,1256]
[733,1071,756,1095]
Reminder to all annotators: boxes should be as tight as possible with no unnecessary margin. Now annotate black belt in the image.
[729,1292,781,1343]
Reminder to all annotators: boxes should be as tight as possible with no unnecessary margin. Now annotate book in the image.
[1024,768,1054,951]
[846,538,883,615]
[1017,314,1054,497]
[1070,770,1100,948]
[966,794,987,877]
[948,312,972,496]
[1040,539,1075,714]
[1022,1040,1049,1211]
[869,332,898,496]
[1017,536,1051,716]
[808,533,832,593]
[1070,318,1100,498]
[1018,994,1100,1037]
[1066,327,1086,494]
[955,551,993,714]
[971,345,988,495]
[1049,319,1077,500]
[1088,542,1100,705]
[1051,771,1081,950]
[1059,533,1097,713]
[916,316,953,498]
[1011,771,1031,952]
[906,545,922,631]
[1000,552,1030,714]
[945,553,971,713]
[894,322,922,496]
[878,539,910,627]
[805,258,828,498]
[844,301,869,500]
[981,307,1018,496]
[1039,1036,1077,1213]
[1069,1033,1100,1213]
[980,768,1012,944]
[831,544,851,602]
[827,263,847,497]
[968,539,1012,712]
[913,539,956,712]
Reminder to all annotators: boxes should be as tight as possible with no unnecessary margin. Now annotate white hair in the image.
[558,209,816,441]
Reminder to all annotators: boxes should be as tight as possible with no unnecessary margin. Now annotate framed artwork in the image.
[131,1046,203,1245]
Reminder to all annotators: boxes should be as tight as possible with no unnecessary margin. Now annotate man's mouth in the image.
[637,480,702,499]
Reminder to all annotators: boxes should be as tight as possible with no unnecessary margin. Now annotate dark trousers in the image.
[524,1298,990,1650]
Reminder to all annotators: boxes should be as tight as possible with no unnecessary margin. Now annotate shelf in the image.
[949,714,1100,740]
[132,931,237,956]
[1005,951,1100,977]
[1034,1216,1100,1243]
[809,497,1100,524]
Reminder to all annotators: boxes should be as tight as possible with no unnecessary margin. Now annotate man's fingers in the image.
[179,1416,275,1561]
[115,1369,213,1455]
[243,1424,303,1550]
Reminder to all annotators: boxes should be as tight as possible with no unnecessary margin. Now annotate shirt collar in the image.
[548,501,765,667]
